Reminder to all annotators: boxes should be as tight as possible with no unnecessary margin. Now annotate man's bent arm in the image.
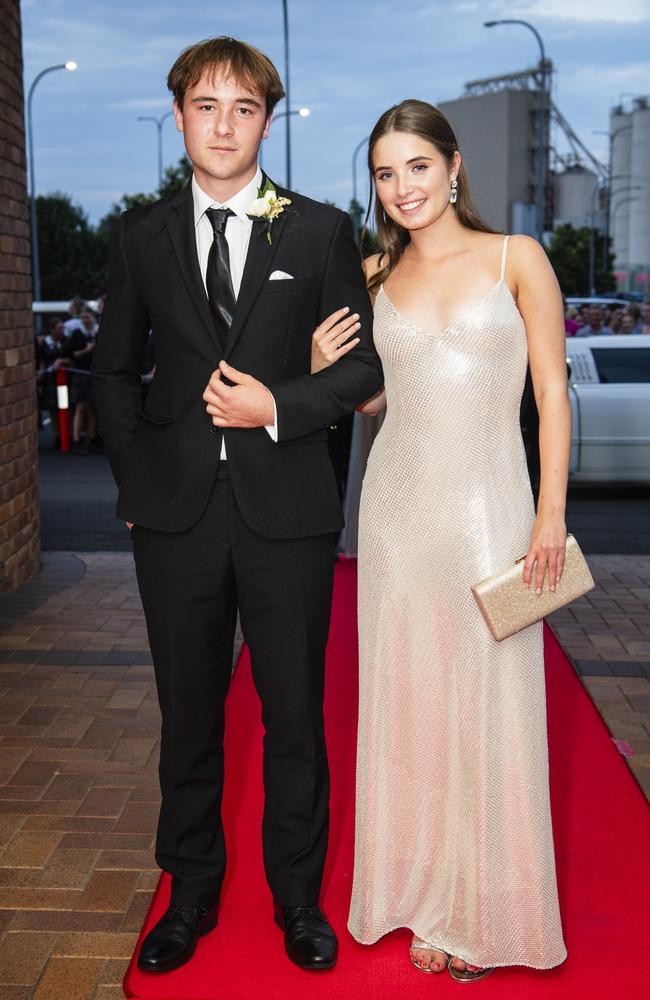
[92,212,150,486]
[268,212,382,442]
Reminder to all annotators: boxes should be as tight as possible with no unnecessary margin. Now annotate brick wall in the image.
[0,0,40,591]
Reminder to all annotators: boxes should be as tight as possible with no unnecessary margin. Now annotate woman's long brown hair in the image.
[363,99,495,294]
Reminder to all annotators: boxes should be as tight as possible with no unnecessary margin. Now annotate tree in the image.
[159,155,193,197]
[348,197,364,239]
[36,156,383,301]
[95,154,194,265]
[347,199,380,258]
[34,193,107,300]
[546,224,615,295]
[94,192,157,272]
[33,155,195,301]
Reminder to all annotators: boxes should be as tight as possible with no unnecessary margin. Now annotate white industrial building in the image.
[553,165,602,231]
[610,97,650,277]
[438,87,539,235]
[438,67,604,240]
[437,76,648,293]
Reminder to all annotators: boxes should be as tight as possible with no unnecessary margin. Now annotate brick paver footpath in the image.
[549,554,650,791]
[0,551,648,998]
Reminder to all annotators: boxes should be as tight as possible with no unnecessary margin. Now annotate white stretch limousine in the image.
[566,334,650,483]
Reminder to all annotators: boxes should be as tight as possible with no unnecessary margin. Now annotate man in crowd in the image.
[577,305,613,336]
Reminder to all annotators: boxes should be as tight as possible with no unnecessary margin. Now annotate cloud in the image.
[20,0,650,222]
[108,98,174,111]
[514,0,650,21]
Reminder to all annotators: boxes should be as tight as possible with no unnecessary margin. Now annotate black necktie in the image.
[206,207,235,350]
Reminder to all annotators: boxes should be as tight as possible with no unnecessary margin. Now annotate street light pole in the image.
[610,194,640,272]
[609,183,642,216]
[137,111,174,190]
[605,125,632,269]
[261,107,309,176]
[611,195,640,231]
[588,180,601,295]
[26,61,77,314]
[281,0,292,189]
[612,196,640,216]
[484,19,548,241]
[588,178,639,293]
[351,135,370,239]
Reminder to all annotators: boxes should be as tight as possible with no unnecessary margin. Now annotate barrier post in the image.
[55,367,71,452]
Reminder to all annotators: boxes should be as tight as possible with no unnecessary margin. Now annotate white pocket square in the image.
[269,270,294,281]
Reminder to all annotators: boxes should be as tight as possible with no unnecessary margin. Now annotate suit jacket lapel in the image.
[160,177,293,358]
[224,182,291,357]
[163,185,218,346]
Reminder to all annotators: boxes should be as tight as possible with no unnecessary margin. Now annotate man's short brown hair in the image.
[167,36,285,114]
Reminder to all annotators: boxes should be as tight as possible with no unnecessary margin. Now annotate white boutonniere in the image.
[247,178,291,244]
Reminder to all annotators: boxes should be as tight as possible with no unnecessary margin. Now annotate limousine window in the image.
[591,348,650,384]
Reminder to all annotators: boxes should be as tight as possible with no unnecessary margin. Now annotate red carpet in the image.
[124,558,650,999]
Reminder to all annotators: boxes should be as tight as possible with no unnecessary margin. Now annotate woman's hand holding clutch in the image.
[522,515,567,595]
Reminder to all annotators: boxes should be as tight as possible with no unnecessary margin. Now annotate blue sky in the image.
[21,0,650,223]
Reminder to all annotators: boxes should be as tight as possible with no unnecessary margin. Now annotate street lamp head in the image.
[484,21,497,27]
[65,61,77,72]
[298,107,310,117]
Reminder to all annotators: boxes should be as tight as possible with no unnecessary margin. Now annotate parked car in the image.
[32,300,100,319]
[565,295,629,312]
[566,334,650,483]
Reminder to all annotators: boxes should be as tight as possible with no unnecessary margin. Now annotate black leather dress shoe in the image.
[137,904,218,973]
[274,902,338,970]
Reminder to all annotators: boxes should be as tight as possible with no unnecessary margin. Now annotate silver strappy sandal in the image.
[448,956,494,983]
[409,937,449,974]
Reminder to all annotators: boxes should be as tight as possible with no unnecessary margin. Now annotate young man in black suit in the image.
[93,37,382,974]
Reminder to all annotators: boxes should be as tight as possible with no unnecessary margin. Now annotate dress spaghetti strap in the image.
[500,235,510,282]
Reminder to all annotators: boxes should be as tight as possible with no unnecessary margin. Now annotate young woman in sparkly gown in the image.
[313,100,570,982]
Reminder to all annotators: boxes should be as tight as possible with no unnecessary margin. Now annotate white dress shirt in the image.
[192,169,277,457]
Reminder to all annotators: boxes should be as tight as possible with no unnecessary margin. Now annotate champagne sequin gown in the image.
[348,238,567,969]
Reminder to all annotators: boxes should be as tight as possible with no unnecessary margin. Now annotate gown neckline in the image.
[378,279,519,339]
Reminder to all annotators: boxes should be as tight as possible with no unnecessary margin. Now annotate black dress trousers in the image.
[132,463,337,909]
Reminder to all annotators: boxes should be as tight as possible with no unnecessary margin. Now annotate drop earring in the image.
[449,179,458,205]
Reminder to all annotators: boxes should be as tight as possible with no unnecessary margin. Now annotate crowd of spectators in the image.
[35,296,156,454]
[564,300,650,337]
[35,296,104,454]
[34,292,646,453]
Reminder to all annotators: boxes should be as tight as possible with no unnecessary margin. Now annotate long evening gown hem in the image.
[346,922,568,970]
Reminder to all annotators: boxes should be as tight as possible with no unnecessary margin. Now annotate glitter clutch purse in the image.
[471,534,595,641]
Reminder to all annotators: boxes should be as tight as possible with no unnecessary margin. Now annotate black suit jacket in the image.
[92,179,383,538]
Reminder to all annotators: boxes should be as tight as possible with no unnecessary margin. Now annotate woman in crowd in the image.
[640,302,650,334]
[65,309,99,453]
[564,299,580,335]
[610,308,624,334]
